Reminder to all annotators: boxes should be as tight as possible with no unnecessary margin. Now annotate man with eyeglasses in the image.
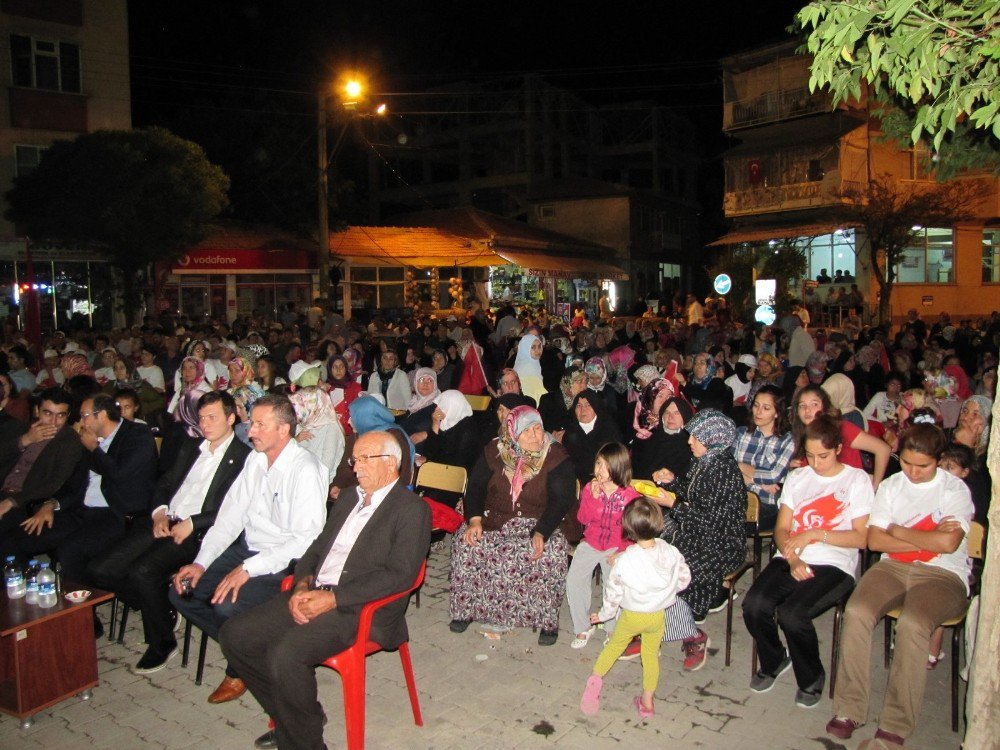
[220,430,430,750]
[171,394,327,705]
[0,387,88,561]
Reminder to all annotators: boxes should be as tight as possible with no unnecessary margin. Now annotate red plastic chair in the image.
[275,561,426,749]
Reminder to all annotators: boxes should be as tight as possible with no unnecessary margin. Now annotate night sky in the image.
[126,1,807,227]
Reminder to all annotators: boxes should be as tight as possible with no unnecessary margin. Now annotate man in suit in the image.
[56,393,158,586]
[87,391,251,673]
[0,388,88,561]
[171,394,327,704]
[220,430,431,750]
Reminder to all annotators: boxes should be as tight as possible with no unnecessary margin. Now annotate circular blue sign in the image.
[754,305,776,325]
[713,273,732,295]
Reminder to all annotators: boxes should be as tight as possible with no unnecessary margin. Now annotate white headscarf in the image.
[435,389,473,431]
[407,367,440,412]
[513,334,543,379]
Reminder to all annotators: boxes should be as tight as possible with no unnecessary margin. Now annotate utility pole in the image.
[317,91,331,301]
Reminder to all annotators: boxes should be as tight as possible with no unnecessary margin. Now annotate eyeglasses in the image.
[79,411,98,419]
[347,454,391,467]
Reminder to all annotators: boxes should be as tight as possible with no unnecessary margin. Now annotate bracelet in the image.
[822,530,829,545]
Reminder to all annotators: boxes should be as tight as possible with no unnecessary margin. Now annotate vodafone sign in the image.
[172,248,313,273]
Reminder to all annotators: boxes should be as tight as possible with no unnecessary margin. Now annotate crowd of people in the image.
[0,297,995,749]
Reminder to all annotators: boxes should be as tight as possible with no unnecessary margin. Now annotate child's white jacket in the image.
[597,539,691,622]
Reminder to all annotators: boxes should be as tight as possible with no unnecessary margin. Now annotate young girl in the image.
[565,443,640,649]
[580,498,690,719]
[742,415,873,707]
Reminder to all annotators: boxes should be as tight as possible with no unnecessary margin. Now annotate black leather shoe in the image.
[538,629,559,646]
[253,729,277,749]
[449,619,472,633]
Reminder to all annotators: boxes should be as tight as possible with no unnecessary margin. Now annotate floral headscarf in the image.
[633,364,660,390]
[585,357,608,391]
[607,345,636,395]
[60,352,94,380]
[633,377,677,440]
[174,356,209,438]
[686,408,737,458]
[559,367,587,409]
[288,386,340,430]
[497,405,553,507]
[691,354,717,389]
[179,356,206,389]
[342,348,363,381]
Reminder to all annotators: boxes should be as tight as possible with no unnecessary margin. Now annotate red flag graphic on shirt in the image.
[793,493,847,532]
[887,514,939,564]
[458,342,489,395]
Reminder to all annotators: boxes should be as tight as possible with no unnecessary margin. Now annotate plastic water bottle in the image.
[24,559,40,604]
[4,556,25,599]
[36,563,57,608]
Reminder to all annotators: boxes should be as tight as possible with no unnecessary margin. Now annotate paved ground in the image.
[2,543,965,749]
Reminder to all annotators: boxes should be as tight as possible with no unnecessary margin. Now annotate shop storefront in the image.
[158,228,318,323]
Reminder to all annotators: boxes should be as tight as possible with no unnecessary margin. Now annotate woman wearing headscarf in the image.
[449,405,577,646]
[683,351,733,415]
[725,354,757,409]
[850,344,886,409]
[745,352,782,409]
[106,355,165,421]
[167,356,212,438]
[60,351,95,382]
[607,345,637,402]
[562,389,622,484]
[227,350,265,414]
[652,409,747,621]
[633,396,694,482]
[584,356,618,417]
[821,373,868,432]
[398,367,441,442]
[430,349,456,391]
[287,385,345,481]
[632,377,676,440]
[951,394,992,461]
[325,354,361,432]
[512,334,547,404]
[538,366,586,434]
[419,390,480,506]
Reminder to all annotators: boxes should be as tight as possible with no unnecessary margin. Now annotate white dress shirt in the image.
[83,420,123,509]
[315,479,396,586]
[151,432,236,520]
[193,438,327,576]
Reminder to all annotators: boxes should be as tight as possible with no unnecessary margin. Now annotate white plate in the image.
[64,590,92,603]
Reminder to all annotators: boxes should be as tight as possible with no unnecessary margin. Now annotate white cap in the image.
[287,359,322,384]
[738,354,758,368]
[43,349,60,359]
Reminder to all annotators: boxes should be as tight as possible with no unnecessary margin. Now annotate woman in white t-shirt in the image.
[742,414,873,708]
[826,423,974,747]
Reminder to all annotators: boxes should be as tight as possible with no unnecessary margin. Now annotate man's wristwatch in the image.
[46,499,60,512]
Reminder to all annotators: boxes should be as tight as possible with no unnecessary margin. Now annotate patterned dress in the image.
[668,449,747,619]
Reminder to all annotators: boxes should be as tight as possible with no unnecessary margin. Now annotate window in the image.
[14,145,47,177]
[348,266,404,309]
[895,227,954,283]
[983,229,1000,283]
[536,205,555,219]
[794,229,856,281]
[10,34,82,93]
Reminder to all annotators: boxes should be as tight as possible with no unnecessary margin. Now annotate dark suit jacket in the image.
[0,423,86,510]
[153,432,251,537]
[294,481,431,649]
[88,419,158,517]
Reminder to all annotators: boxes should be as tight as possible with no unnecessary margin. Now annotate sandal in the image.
[580,675,602,715]
[633,695,655,719]
[927,650,946,670]
[571,626,595,649]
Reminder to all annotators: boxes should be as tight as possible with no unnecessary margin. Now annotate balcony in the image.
[8,87,88,132]
[724,86,832,131]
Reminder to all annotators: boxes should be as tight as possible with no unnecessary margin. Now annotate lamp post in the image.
[317,77,383,304]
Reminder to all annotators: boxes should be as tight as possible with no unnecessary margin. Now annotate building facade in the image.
[717,41,1000,324]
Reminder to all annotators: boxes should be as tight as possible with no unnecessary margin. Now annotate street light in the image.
[316,76,385,304]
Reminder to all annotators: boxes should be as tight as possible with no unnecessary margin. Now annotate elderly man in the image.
[171,394,327,704]
[88,391,251,674]
[220,430,431,750]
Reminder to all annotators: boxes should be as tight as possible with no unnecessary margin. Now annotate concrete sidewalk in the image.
[2,543,964,749]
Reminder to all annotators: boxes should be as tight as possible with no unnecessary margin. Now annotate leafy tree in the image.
[6,128,229,321]
[796,0,1000,152]
[833,175,989,325]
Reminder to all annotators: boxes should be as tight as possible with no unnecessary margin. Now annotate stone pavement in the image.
[2,543,964,750]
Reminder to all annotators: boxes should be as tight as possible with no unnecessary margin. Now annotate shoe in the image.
[538,628,559,646]
[825,716,863,740]
[927,650,945,670]
[207,676,246,704]
[873,728,905,747]
[449,618,472,633]
[749,654,792,693]
[683,629,711,672]
[693,611,707,625]
[253,729,277,749]
[134,645,178,674]
[580,675,602,715]
[794,672,825,708]
[571,626,595,649]
[633,695,655,719]
[707,586,738,614]
[618,636,642,661]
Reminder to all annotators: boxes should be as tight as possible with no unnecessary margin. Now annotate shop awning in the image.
[496,250,629,280]
[328,227,496,268]
[708,222,859,246]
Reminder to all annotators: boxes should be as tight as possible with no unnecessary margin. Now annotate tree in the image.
[796,1,1000,152]
[5,128,229,321]
[707,242,807,321]
[833,175,989,325]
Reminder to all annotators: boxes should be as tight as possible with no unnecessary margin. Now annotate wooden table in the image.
[0,584,113,729]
